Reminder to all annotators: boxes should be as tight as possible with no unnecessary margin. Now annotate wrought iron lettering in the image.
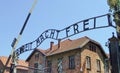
[94,18,96,28]
[45,30,49,38]
[73,23,79,34]
[36,37,41,47]
[66,26,71,37]
[50,29,55,39]
[83,19,89,30]
[14,13,115,56]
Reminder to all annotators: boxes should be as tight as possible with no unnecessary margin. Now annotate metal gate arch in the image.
[2,0,119,73]
[14,13,115,57]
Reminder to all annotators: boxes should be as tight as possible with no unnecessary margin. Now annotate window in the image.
[104,59,109,73]
[89,43,96,52]
[34,63,38,73]
[69,55,75,69]
[58,58,63,73]
[35,53,39,60]
[47,61,52,73]
[96,59,101,72]
[34,63,42,73]
[86,56,91,70]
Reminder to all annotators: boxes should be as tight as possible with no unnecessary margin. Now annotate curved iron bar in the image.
[14,13,116,57]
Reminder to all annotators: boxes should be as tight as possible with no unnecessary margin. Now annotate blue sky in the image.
[0,0,116,60]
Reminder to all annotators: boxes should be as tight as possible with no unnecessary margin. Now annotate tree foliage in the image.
[107,0,117,9]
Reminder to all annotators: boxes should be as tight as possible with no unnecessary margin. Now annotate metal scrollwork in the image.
[14,13,115,57]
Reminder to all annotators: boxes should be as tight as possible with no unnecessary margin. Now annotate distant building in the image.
[26,36,110,73]
[0,56,28,73]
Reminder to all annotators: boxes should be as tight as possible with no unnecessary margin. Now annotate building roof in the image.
[0,56,11,67]
[46,36,106,56]
[0,56,28,70]
[26,48,49,61]
[26,36,107,61]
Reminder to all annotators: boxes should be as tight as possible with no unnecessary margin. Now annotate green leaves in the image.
[107,0,117,11]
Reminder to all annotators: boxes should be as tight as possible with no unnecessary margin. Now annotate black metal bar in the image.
[10,63,15,73]
[11,38,17,48]
[19,13,31,35]
[61,13,110,31]
[61,25,112,40]
[107,14,112,26]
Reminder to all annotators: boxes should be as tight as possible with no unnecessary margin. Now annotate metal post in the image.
[10,63,15,73]
[108,33,120,73]
[2,0,37,73]
[107,0,120,73]
[12,1,37,73]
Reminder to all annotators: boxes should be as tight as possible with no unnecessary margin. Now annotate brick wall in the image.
[28,51,46,73]
[46,43,106,73]
[47,49,81,73]
[17,69,28,73]
[27,42,108,73]
[81,43,106,73]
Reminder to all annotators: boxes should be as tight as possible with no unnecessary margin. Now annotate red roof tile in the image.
[46,36,89,56]
[0,56,11,67]
[26,36,107,61]
[46,36,106,57]
[0,56,28,70]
